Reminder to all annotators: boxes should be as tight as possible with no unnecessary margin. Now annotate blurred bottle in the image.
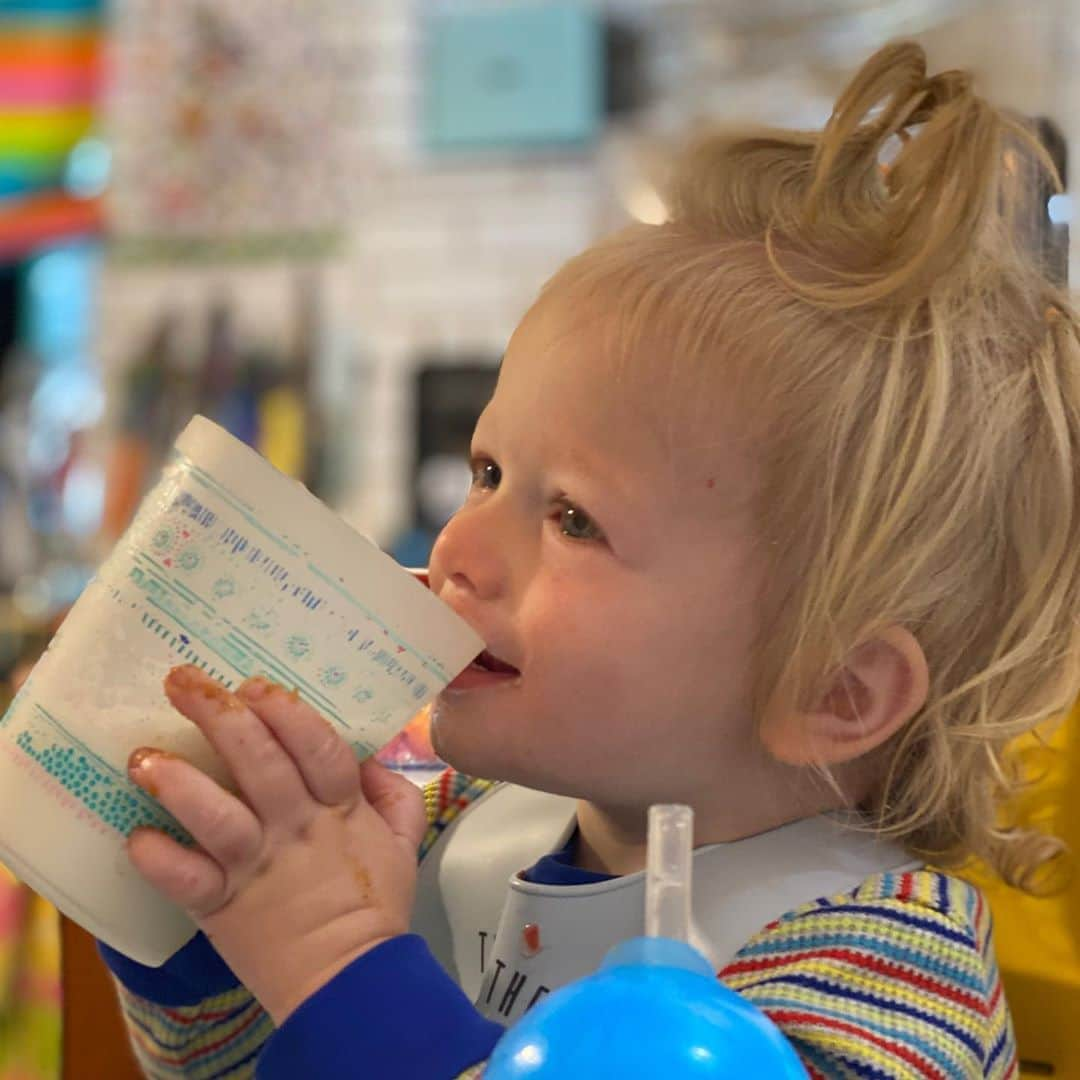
[0,348,40,588]
[158,322,200,459]
[197,297,257,446]
[295,271,325,493]
[101,311,176,540]
[258,271,324,490]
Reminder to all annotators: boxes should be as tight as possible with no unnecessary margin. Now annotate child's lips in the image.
[445,649,521,693]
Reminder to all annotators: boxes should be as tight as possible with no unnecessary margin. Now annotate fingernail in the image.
[130,748,181,795]
[128,746,159,772]
[166,666,244,710]
[128,748,163,796]
[237,676,272,700]
[164,664,201,691]
[129,747,179,770]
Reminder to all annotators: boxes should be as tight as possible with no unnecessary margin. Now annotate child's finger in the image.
[128,827,229,918]
[129,748,263,870]
[163,665,311,823]
[358,759,427,852]
[235,678,360,807]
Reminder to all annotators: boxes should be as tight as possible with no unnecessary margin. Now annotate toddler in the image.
[101,42,1080,1079]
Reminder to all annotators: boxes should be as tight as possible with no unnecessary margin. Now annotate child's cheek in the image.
[529,569,588,636]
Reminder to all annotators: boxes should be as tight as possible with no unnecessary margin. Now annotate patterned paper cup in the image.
[0,416,482,966]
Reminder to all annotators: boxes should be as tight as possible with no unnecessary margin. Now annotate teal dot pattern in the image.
[15,708,192,846]
[320,665,346,688]
[178,548,202,571]
[286,633,312,660]
[152,525,175,552]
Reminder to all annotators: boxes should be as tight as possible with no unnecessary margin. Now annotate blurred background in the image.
[0,0,1076,1075]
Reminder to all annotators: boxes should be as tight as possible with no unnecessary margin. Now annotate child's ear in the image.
[761,626,929,767]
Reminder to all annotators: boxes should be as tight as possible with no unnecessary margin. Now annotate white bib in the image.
[411,783,919,1025]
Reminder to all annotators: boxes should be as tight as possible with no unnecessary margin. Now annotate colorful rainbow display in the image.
[0,0,104,259]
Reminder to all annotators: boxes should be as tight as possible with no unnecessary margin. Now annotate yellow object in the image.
[0,866,61,1080]
[0,109,94,157]
[257,386,306,480]
[967,701,1080,1077]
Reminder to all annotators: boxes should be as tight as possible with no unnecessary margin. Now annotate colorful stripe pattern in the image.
[421,769,497,859]
[0,0,105,252]
[113,984,272,1079]
[722,870,1017,1078]
[110,771,1017,1078]
[0,187,100,254]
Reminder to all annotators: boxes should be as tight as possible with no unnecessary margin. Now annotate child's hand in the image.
[126,665,427,1024]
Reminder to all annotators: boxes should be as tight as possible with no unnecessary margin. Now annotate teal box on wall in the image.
[423,3,604,151]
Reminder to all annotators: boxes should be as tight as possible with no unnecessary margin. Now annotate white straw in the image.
[645,803,694,942]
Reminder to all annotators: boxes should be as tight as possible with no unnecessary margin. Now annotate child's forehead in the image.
[501,292,738,442]
[488,295,759,507]
[499,299,667,429]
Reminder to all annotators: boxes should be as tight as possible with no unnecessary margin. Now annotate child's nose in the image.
[429,501,512,604]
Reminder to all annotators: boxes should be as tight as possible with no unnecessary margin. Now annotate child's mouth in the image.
[445,649,521,692]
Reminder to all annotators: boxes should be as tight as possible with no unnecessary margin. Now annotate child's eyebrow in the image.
[559,445,644,517]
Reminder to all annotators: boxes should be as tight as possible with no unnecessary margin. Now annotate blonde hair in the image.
[542,42,1080,889]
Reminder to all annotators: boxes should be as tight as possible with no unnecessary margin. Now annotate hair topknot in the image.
[666,41,1057,309]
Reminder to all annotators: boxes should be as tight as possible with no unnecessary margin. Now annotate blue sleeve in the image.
[256,934,504,1079]
[97,930,243,1005]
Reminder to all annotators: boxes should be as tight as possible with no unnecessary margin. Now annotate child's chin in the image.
[428,707,449,760]
[428,704,475,771]
[430,711,505,780]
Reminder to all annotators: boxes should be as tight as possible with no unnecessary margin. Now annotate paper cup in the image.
[0,416,482,965]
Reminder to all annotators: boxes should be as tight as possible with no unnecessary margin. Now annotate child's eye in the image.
[556,502,605,543]
[470,458,502,490]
